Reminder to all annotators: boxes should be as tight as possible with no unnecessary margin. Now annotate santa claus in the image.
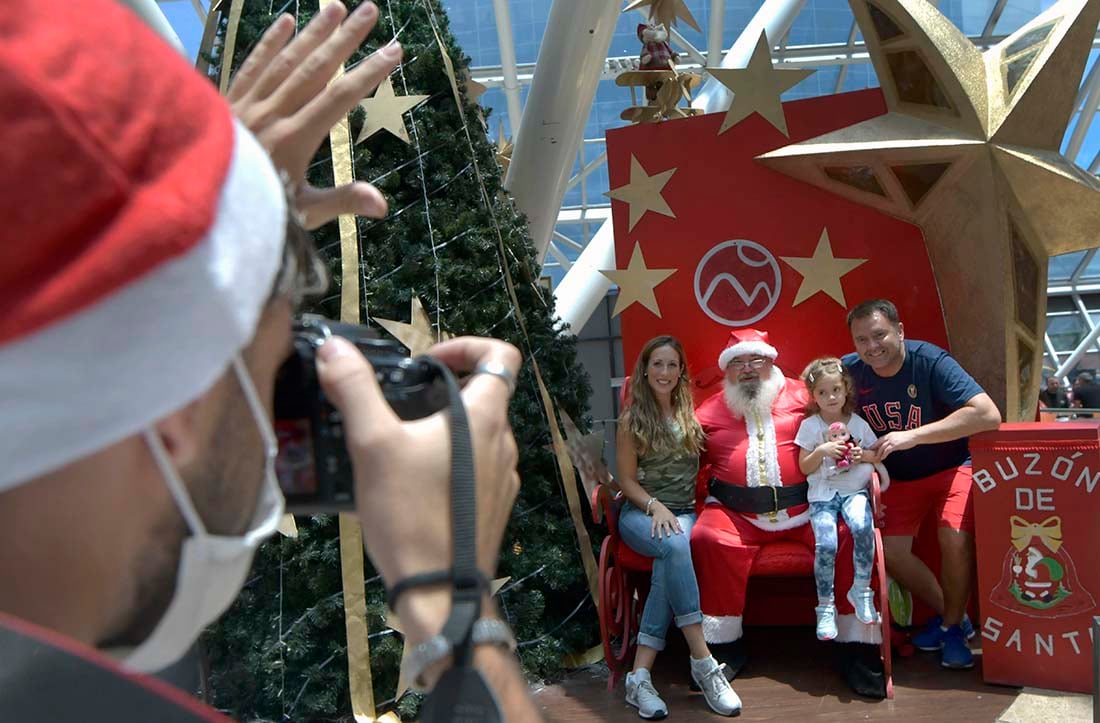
[690,328,885,696]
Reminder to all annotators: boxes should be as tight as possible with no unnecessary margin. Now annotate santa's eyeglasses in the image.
[728,357,769,371]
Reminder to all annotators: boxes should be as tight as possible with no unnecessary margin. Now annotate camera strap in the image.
[386,357,503,722]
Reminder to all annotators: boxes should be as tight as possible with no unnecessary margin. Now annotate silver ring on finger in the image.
[473,361,517,396]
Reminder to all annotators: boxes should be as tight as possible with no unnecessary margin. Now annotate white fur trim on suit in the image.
[835,613,882,644]
[718,341,778,370]
[701,614,743,644]
[742,507,810,531]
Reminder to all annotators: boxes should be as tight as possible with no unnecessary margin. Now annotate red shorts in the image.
[881,465,973,537]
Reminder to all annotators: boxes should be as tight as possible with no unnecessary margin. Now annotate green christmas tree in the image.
[202,1,599,719]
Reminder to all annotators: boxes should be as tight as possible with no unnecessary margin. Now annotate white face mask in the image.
[115,355,285,673]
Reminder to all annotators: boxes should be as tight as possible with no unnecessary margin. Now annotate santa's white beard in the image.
[723,366,784,419]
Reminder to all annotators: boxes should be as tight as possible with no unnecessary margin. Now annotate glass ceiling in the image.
[160,0,1100,368]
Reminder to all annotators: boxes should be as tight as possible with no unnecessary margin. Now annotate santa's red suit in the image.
[689,331,881,646]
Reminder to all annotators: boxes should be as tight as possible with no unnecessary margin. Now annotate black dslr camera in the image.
[274,315,449,513]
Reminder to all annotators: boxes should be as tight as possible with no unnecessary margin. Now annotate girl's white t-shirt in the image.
[794,412,878,503]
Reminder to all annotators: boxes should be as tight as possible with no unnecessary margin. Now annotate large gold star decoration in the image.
[355,76,429,145]
[780,228,868,307]
[624,0,701,32]
[373,296,451,357]
[707,31,815,136]
[757,0,1100,420]
[600,242,677,318]
[604,155,677,231]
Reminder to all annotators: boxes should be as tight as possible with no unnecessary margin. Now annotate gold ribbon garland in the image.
[338,515,377,721]
[1010,515,1063,553]
[195,0,225,77]
[318,0,376,715]
[217,0,245,95]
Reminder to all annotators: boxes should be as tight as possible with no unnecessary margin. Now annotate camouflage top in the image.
[636,420,699,510]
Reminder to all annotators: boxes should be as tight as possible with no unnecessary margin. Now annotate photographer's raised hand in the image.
[227,1,400,229]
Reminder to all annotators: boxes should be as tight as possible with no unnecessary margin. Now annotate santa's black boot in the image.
[834,642,886,699]
[689,639,745,690]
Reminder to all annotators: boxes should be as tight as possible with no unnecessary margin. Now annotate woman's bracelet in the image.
[645,497,657,515]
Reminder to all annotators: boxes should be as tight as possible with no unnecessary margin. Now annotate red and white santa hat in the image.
[717,328,779,369]
[0,0,286,492]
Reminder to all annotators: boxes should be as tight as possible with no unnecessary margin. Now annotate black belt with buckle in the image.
[708,477,809,515]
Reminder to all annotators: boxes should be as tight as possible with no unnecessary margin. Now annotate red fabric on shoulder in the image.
[0,0,235,344]
[0,611,231,721]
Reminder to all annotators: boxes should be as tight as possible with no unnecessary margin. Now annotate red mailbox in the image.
[970,423,1100,694]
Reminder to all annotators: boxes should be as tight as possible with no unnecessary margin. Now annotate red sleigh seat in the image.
[611,534,812,579]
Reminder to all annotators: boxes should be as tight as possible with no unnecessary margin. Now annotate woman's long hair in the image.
[622,336,705,457]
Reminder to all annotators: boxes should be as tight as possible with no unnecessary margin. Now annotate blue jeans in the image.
[809,491,874,602]
[618,503,703,651]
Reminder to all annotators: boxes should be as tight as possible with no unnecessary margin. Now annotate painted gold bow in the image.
[1010,515,1062,553]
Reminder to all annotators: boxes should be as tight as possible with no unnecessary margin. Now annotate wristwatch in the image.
[403,618,518,692]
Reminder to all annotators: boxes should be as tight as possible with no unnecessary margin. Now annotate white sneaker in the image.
[625,669,668,720]
[847,586,878,624]
[815,603,838,640]
[690,655,742,716]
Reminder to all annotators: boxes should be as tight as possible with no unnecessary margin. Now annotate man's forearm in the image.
[912,399,1000,446]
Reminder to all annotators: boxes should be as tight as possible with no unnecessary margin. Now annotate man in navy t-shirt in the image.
[843,299,1000,671]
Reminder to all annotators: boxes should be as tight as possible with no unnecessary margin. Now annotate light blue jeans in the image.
[618,503,703,651]
[809,490,874,602]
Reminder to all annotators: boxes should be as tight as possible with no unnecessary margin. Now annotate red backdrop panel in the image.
[605,89,949,396]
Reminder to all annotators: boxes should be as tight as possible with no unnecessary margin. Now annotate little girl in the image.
[794,357,888,640]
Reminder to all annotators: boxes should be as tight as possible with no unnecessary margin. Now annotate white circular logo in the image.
[694,240,782,327]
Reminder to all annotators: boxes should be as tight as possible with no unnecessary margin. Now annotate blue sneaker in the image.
[912,615,975,651]
[940,625,974,669]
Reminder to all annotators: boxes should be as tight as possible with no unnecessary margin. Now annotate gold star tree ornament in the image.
[707,31,815,136]
[781,228,868,307]
[373,296,451,357]
[600,242,678,318]
[460,68,488,106]
[495,118,515,178]
[757,0,1100,421]
[604,155,677,231]
[355,76,430,145]
[624,0,701,32]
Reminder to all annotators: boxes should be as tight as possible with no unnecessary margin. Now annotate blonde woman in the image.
[617,336,741,719]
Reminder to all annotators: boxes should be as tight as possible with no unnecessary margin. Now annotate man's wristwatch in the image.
[403,618,518,692]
